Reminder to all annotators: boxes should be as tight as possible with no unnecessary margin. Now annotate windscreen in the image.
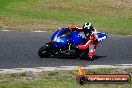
[59,28,72,38]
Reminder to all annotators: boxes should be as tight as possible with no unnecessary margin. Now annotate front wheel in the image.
[38,44,53,58]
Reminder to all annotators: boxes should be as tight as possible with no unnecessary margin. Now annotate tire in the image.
[38,45,51,58]
[79,52,88,60]
[76,76,87,85]
[79,47,89,60]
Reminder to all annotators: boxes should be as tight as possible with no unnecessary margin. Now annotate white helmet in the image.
[83,23,93,30]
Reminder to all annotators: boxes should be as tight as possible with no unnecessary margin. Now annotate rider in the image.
[78,23,99,60]
[69,23,99,60]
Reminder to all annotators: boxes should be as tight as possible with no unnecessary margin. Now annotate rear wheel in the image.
[79,48,89,60]
[79,52,88,60]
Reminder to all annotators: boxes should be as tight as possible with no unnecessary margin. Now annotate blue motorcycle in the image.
[38,28,89,59]
[38,28,107,60]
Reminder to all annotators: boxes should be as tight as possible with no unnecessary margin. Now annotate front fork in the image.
[68,43,72,50]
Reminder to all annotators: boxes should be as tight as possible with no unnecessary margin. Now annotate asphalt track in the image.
[0,31,132,69]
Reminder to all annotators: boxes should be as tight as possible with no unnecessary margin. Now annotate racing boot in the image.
[88,56,94,61]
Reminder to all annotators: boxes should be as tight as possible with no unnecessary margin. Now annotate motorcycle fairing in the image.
[51,28,84,48]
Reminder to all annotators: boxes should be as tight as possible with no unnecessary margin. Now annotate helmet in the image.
[83,23,93,30]
[83,23,94,33]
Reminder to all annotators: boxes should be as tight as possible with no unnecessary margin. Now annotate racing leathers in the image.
[78,28,99,58]
[69,25,99,58]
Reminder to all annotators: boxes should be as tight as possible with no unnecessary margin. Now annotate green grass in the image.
[0,0,132,34]
[0,68,132,88]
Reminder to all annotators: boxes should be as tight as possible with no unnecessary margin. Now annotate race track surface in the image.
[0,31,132,69]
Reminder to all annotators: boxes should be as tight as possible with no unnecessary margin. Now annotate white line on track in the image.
[0,64,132,73]
[0,30,47,32]
[32,31,47,32]
[0,30,11,31]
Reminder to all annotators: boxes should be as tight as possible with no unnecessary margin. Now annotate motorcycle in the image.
[38,28,89,59]
[38,28,107,60]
